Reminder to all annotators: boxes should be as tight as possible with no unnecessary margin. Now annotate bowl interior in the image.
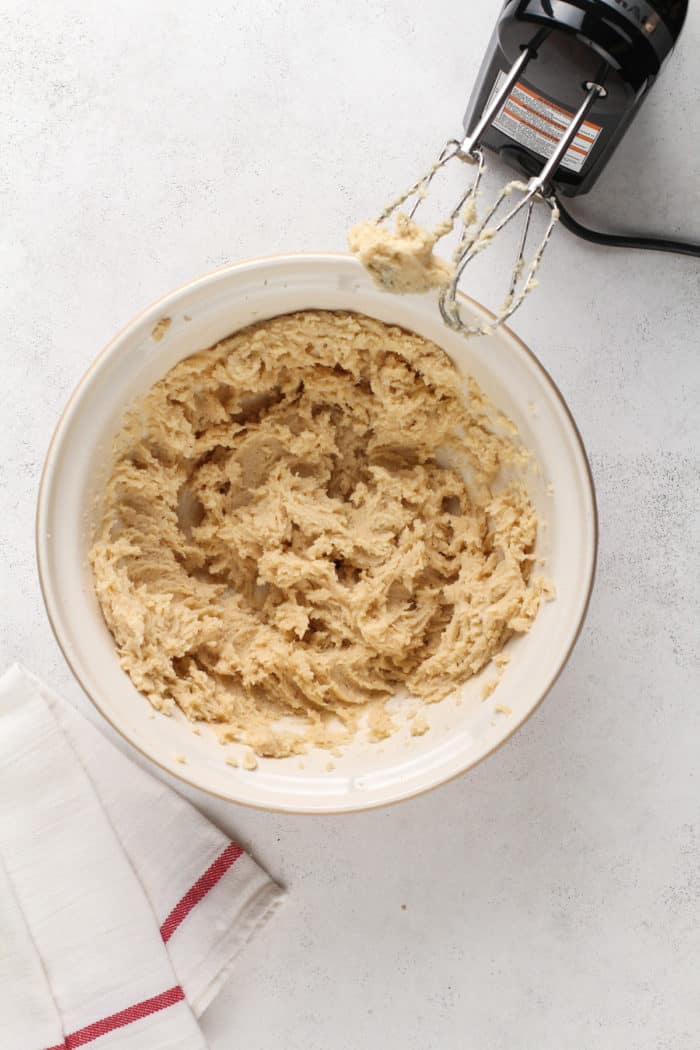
[37,255,596,813]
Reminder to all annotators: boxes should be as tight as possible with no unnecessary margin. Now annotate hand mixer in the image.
[378,0,690,335]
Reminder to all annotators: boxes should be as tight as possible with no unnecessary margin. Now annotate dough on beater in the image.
[90,310,548,758]
[348,214,454,293]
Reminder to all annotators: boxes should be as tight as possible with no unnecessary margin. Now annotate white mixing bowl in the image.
[37,254,596,813]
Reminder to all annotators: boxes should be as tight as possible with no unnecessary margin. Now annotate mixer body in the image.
[464,0,688,196]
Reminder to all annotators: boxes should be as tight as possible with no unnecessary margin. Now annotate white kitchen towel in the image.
[0,665,284,1050]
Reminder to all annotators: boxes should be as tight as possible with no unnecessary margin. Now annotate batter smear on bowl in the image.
[90,310,549,757]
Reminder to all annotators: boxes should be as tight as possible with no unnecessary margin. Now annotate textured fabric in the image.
[0,665,284,1050]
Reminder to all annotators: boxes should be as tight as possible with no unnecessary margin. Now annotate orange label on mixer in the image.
[489,75,602,174]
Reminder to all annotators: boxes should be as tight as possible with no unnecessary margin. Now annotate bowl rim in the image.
[36,251,598,813]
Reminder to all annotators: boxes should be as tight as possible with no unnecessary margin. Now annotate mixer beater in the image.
[354,0,689,336]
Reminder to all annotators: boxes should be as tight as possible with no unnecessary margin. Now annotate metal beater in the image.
[373,0,688,335]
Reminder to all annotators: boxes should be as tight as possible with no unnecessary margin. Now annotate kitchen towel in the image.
[0,664,284,1050]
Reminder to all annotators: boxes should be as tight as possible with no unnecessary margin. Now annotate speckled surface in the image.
[1,3,699,1047]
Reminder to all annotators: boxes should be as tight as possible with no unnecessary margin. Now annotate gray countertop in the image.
[1,2,698,1047]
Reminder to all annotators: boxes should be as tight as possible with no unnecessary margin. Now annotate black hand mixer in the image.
[379,0,689,335]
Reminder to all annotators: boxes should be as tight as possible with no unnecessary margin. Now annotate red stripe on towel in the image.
[45,985,185,1049]
[43,842,243,1049]
[160,840,243,943]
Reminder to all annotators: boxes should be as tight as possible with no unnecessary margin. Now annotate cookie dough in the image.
[348,214,454,293]
[91,310,547,757]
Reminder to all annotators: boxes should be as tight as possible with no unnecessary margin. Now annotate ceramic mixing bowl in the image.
[37,254,597,813]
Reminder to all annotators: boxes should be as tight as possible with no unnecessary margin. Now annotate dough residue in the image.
[480,679,499,700]
[90,310,548,758]
[410,714,430,737]
[348,214,453,294]
[151,317,172,342]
